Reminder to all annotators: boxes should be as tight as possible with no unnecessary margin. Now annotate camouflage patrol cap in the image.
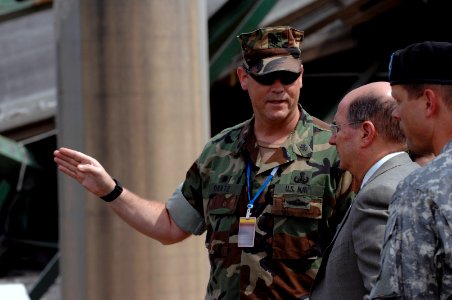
[237,26,304,75]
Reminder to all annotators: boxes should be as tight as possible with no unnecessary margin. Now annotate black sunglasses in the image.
[248,71,301,86]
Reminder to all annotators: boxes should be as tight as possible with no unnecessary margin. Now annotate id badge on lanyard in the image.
[238,217,257,247]
[238,162,278,248]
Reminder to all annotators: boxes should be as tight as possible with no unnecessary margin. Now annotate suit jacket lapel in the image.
[361,153,411,190]
[313,152,413,287]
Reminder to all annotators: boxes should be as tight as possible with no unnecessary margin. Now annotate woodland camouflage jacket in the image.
[181,107,353,299]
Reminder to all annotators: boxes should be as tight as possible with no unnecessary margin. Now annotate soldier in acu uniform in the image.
[370,41,452,300]
[54,26,353,299]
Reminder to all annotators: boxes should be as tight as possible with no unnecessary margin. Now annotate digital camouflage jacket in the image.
[181,107,353,299]
[371,141,452,300]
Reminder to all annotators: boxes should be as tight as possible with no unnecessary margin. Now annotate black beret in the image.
[389,41,452,85]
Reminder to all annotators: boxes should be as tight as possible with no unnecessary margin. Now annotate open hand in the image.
[54,147,115,197]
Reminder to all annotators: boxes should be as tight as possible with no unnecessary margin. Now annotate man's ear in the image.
[423,88,439,118]
[237,66,249,91]
[361,121,376,147]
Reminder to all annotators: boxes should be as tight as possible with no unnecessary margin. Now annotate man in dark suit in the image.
[310,81,419,300]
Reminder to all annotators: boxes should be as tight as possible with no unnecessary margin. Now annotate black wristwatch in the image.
[100,178,123,202]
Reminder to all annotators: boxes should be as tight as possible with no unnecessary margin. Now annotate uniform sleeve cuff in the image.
[166,183,206,235]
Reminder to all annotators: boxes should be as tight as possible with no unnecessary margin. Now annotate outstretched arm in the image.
[54,147,191,245]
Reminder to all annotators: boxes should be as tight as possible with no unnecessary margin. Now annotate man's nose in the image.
[329,134,336,146]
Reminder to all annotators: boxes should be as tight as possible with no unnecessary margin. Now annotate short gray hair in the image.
[347,93,405,144]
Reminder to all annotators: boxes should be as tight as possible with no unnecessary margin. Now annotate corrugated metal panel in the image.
[0,0,51,16]
[0,9,55,132]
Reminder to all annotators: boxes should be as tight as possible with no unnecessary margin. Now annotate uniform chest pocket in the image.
[272,182,324,217]
[205,194,239,257]
[271,185,324,259]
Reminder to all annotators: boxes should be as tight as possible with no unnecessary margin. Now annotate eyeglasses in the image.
[248,71,301,86]
[330,121,364,135]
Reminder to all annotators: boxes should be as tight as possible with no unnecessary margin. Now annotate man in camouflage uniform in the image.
[54,26,353,299]
[370,41,452,299]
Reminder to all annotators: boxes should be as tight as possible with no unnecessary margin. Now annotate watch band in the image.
[100,178,123,202]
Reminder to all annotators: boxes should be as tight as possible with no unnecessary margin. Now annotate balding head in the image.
[342,82,405,145]
[330,82,407,181]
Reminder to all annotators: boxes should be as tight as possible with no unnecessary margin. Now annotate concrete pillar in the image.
[55,1,210,299]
